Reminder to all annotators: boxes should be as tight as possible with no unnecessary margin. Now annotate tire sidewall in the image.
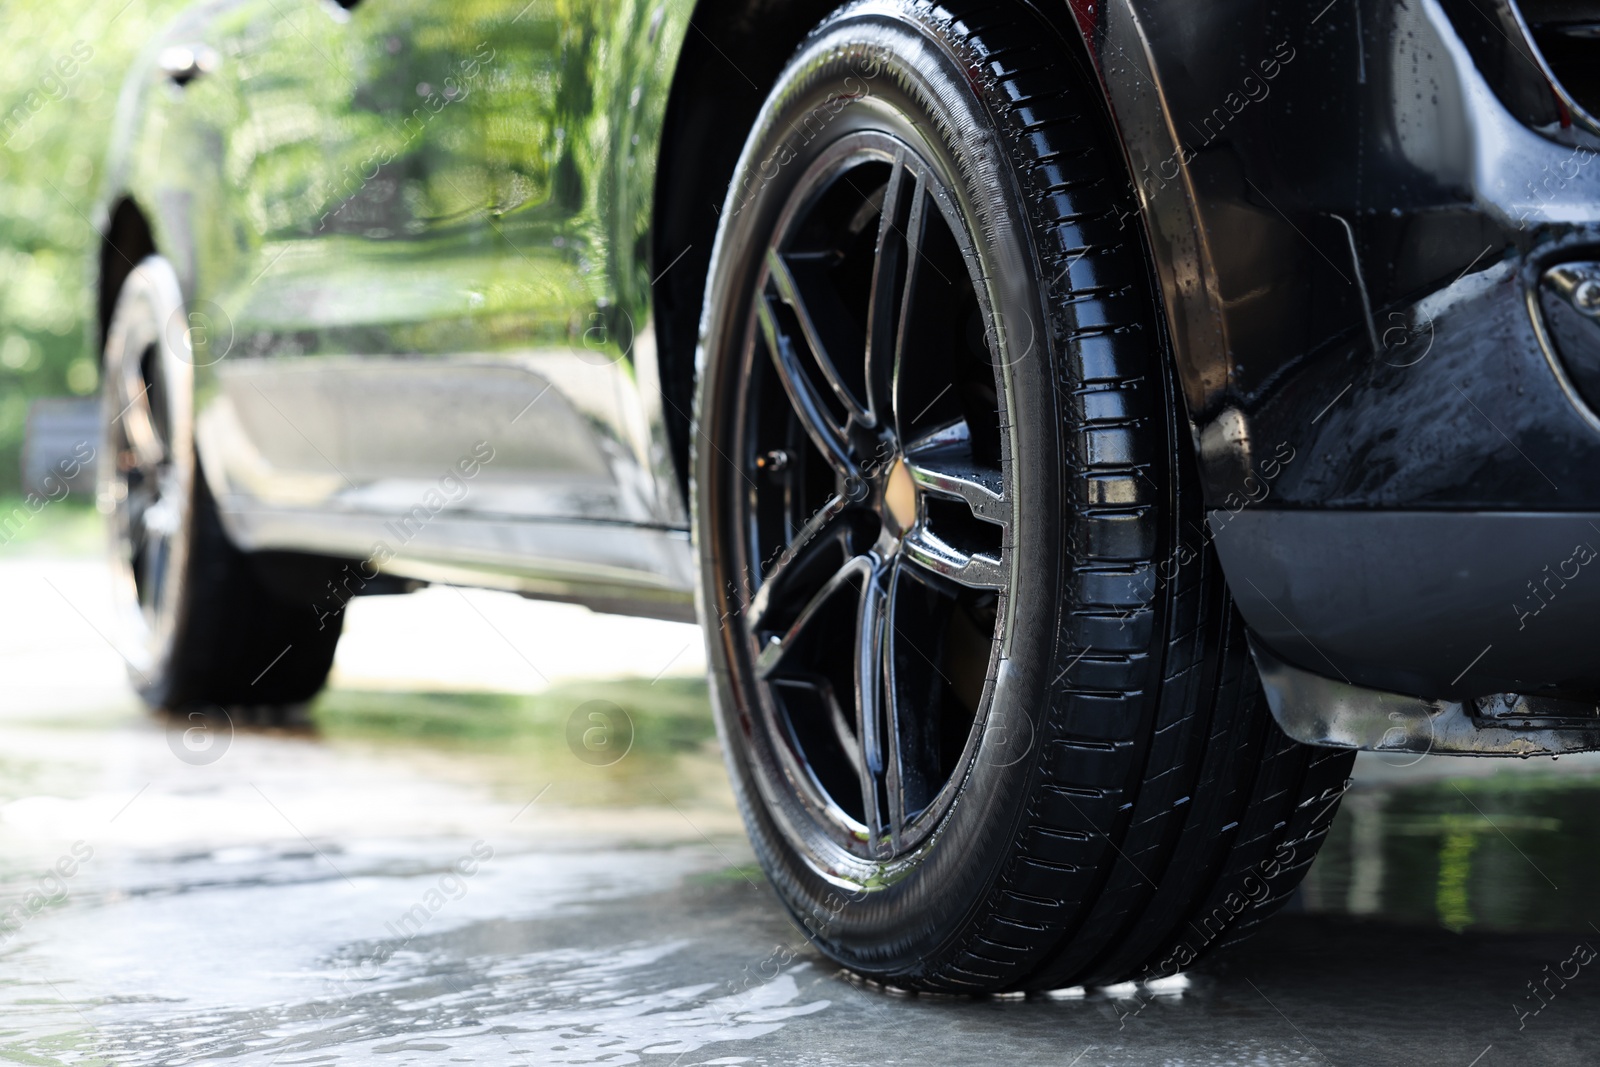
[693,1,1067,976]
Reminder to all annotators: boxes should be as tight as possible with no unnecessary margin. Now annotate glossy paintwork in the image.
[1075,0,1600,509]
[101,0,696,615]
[1041,0,1600,701]
[98,0,1600,690]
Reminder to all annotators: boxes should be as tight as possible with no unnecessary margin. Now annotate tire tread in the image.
[900,0,1353,992]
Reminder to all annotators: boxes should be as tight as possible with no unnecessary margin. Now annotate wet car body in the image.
[99,0,703,622]
[95,0,1600,753]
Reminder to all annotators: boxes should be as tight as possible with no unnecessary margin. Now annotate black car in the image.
[95,0,1600,992]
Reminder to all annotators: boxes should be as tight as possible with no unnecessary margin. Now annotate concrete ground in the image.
[2,531,1598,1066]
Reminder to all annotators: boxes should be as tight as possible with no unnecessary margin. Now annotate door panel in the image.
[188,0,693,540]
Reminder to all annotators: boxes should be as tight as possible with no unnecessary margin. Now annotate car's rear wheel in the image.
[692,0,1355,992]
[100,255,344,714]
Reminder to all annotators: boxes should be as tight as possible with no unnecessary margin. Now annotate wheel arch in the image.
[651,0,844,504]
[96,196,159,358]
[649,0,1168,505]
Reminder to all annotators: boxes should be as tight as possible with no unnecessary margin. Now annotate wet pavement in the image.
[4,525,1600,1066]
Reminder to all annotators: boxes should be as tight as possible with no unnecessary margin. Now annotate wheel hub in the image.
[881,456,917,538]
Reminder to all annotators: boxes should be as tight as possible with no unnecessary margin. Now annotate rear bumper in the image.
[1215,509,1600,702]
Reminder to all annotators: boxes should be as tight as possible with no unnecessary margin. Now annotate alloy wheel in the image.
[721,131,1016,871]
[101,258,194,679]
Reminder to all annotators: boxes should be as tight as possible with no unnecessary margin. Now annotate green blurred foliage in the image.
[310,677,720,808]
[312,676,714,750]
[0,0,680,488]
[0,0,195,491]
[0,493,101,556]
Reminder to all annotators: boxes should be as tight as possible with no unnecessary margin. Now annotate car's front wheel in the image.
[692,0,1354,992]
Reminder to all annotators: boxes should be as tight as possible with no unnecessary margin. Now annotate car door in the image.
[192,0,689,553]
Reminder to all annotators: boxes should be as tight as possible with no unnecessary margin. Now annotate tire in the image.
[691,0,1354,992]
[100,255,343,715]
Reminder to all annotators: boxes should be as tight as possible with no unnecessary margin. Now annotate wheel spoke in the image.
[115,360,166,470]
[139,526,169,616]
[771,672,864,782]
[904,444,1007,525]
[747,492,852,633]
[756,554,872,679]
[902,528,1007,590]
[883,561,956,828]
[756,293,857,479]
[866,158,926,433]
[766,248,875,429]
[880,557,909,852]
[854,554,892,854]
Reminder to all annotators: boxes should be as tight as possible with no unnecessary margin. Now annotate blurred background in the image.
[0,2,191,495]
[0,0,715,800]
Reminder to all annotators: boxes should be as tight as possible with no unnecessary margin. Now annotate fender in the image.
[95,0,256,330]
[1054,0,1600,511]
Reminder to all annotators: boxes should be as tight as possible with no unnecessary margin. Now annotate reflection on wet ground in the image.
[3,547,1600,1065]
[1303,756,1600,936]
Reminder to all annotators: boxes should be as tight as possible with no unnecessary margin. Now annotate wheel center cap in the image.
[883,456,917,537]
